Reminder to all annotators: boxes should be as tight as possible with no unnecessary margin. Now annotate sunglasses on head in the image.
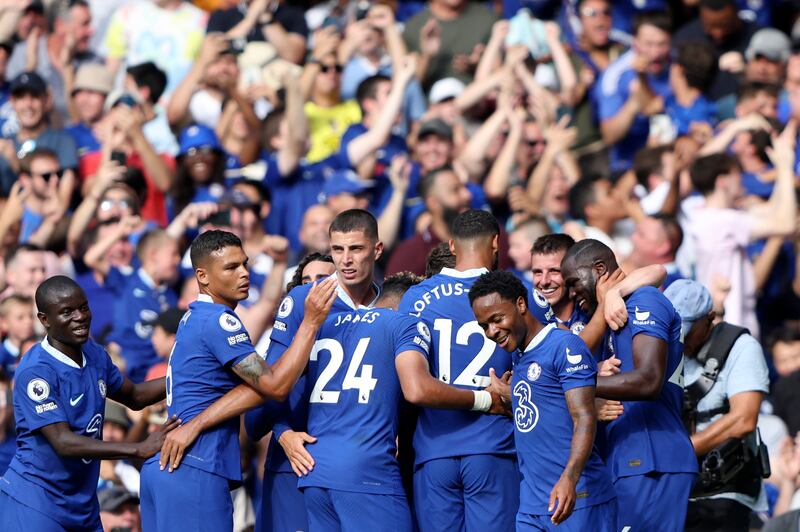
[99,198,132,212]
[581,6,611,17]
[34,169,64,181]
[320,64,343,74]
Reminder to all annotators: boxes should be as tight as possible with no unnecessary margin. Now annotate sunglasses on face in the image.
[34,169,64,181]
[581,7,611,17]
[320,64,343,74]
[525,139,545,147]
[186,146,216,157]
[99,198,132,212]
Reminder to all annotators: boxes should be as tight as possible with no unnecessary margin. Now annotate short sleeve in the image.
[204,311,255,367]
[723,335,769,398]
[554,334,597,392]
[103,9,128,59]
[267,286,307,360]
[597,72,627,121]
[14,366,68,430]
[626,289,672,343]
[103,348,125,396]
[394,316,429,358]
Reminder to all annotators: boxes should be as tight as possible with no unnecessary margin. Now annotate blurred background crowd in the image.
[3,0,800,530]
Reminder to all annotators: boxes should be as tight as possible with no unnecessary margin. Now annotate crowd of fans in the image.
[2,0,800,530]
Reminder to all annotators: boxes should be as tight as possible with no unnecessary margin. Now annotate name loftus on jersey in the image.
[513,324,614,515]
[600,287,697,480]
[0,338,123,529]
[299,307,429,494]
[398,267,556,465]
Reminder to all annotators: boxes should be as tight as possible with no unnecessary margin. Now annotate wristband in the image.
[471,390,492,412]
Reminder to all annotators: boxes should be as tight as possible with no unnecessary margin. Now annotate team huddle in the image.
[0,208,697,532]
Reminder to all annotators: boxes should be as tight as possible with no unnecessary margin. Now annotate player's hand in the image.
[549,473,577,524]
[598,355,621,377]
[596,398,624,422]
[304,277,338,327]
[486,368,512,403]
[487,391,512,417]
[137,415,180,459]
[159,418,201,472]
[279,430,317,477]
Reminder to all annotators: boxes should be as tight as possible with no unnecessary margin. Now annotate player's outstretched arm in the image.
[550,385,597,525]
[396,351,506,414]
[595,335,667,401]
[40,416,179,461]
[159,279,337,472]
[110,377,166,411]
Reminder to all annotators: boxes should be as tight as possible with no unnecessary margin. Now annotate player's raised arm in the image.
[159,279,337,472]
[595,334,668,401]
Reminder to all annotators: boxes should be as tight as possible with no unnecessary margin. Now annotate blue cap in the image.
[10,71,46,96]
[663,279,713,342]
[178,124,221,156]
[322,170,374,199]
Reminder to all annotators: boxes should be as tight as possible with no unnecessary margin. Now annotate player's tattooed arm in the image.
[550,385,597,525]
[233,353,273,388]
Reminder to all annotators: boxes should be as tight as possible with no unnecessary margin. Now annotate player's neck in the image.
[200,289,238,310]
[340,279,376,308]
[454,256,491,272]
[554,298,573,322]
[48,336,83,365]
[521,314,545,351]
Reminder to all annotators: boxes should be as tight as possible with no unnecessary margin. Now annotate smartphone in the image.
[201,210,231,227]
[110,151,127,167]
[355,1,371,20]
[224,38,246,56]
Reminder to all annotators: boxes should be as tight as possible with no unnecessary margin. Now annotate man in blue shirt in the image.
[561,239,698,531]
[0,276,177,532]
[142,230,337,532]
[598,11,672,173]
[470,270,616,530]
[397,209,554,532]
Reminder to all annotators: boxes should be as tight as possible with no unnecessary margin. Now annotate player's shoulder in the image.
[82,338,112,364]
[13,342,48,374]
[187,298,246,336]
[278,282,314,318]
[627,286,672,311]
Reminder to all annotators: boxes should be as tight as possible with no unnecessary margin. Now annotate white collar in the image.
[3,338,19,357]
[440,267,489,279]
[41,337,86,369]
[138,269,160,290]
[197,294,214,303]
[332,272,380,310]
[522,323,557,353]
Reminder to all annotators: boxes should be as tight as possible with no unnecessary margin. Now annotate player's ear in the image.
[592,260,607,277]
[374,239,384,260]
[448,239,456,255]
[516,296,527,314]
[491,234,499,255]
[37,311,49,329]
[195,267,210,288]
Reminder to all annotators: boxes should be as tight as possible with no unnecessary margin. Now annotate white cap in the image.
[428,77,466,104]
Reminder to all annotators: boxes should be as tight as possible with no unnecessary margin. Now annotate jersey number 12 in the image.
[433,319,495,388]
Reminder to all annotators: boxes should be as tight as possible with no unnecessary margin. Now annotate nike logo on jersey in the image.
[566,347,582,365]
[70,394,84,406]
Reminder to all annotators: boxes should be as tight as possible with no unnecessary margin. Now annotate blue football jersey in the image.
[599,287,697,480]
[0,338,123,529]
[398,267,556,464]
[151,294,254,481]
[298,308,429,495]
[264,277,381,473]
[110,268,177,382]
[558,304,590,336]
[513,324,614,515]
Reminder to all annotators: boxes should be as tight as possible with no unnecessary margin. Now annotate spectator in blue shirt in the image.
[170,124,228,218]
[666,40,718,137]
[64,63,113,159]
[598,11,672,173]
[0,294,35,378]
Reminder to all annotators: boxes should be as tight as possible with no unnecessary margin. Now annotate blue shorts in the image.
[0,491,102,532]
[258,470,307,532]
[303,486,412,532]
[516,500,617,531]
[140,460,233,532]
[413,454,518,532]
[614,472,696,531]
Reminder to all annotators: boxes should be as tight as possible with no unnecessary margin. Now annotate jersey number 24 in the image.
[310,338,378,404]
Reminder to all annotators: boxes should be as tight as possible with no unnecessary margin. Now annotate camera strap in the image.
[684,322,749,422]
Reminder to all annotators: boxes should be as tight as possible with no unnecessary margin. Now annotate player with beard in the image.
[398,210,556,532]
[0,276,177,531]
[561,239,697,531]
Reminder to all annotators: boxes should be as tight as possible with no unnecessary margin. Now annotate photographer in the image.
[665,280,769,532]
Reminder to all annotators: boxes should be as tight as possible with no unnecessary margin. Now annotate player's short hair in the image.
[329,209,378,241]
[531,233,575,256]
[4,243,43,269]
[450,209,499,242]
[418,165,455,199]
[425,242,456,277]
[676,41,717,91]
[690,153,741,195]
[633,10,671,35]
[562,238,617,271]
[356,74,391,115]
[0,294,33,317]
[286,252,333,292]
[136,229,174,262]
[381,271,423,301]
[34,275,81,314]
[126,62,167,104]
[468,270,528,308]
[189,230,243,270]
